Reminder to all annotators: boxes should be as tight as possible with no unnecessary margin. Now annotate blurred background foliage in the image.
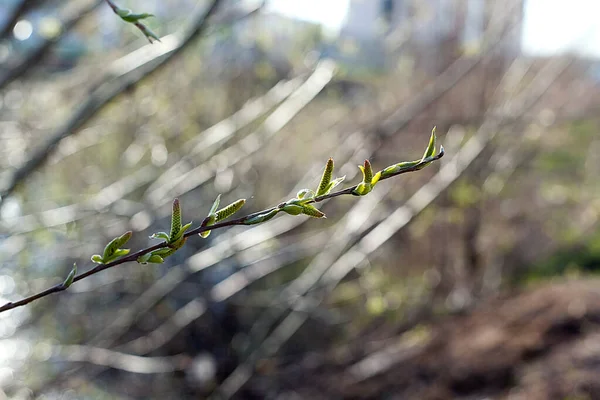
[1,0,600,399]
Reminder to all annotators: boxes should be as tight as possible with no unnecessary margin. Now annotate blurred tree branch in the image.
[0,0,224,208]
[0,0,103,90]
[0,0,43,40]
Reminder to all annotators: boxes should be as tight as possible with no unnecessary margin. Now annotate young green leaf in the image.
[281,203,304,216]
[361,160,373,184]
[171,222,192,243]
[209,194,221,215]
[62,263,77,288]
[371,171,382,187]
[137,253,164,265]
[317,158,334,196]
[296,189,314,200]
[150,232,170,241]
[147,254,165,264]
[422,127,437,161]
[353,160,375,196]
[91,255,104,264]
[101,231,132,262]
[121,12,154,23]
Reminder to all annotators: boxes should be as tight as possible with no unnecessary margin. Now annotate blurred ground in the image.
[274,279,600,399]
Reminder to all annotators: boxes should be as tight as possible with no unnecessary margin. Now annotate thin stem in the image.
[0,150,444,314]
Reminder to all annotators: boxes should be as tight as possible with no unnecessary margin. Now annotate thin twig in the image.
[0,150,444,314]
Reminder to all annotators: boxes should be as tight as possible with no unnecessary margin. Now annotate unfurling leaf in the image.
[150,232,170,241]
[371,171,382,187]
[422,126,437,161]
[147,254,164,264]
[102,231,132,262]
[216,199,246,222]
[209,194,221,215]
[296,189,314,200]
[243,209,279,225]
[353,182,371,196]
[317,158,334,196]
[91,254,104,264]
[325,176,345,194]
[353,160,375,196]
[137,253,164,265]
[63,263,77,288]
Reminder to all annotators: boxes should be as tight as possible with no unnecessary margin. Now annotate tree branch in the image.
[0,149,444,314]
[0,0,224,207]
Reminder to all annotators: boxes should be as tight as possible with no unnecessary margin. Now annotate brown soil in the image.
[276,280,600,399]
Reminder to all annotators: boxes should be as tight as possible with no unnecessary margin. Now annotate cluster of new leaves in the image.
[104,0,160,43]
[253,157,346,222]
[355,127,441,195]
[138,199,192,264]
[91,231,132,264]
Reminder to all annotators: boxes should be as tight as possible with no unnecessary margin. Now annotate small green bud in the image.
[281,204,304,216]
[353,181,372,196]
[199,214,217,238]
[137,253,164,264]
[243,209,279,225]
[62,263,77,288]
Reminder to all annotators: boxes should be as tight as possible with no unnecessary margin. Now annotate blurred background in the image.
[0,0,600,398]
